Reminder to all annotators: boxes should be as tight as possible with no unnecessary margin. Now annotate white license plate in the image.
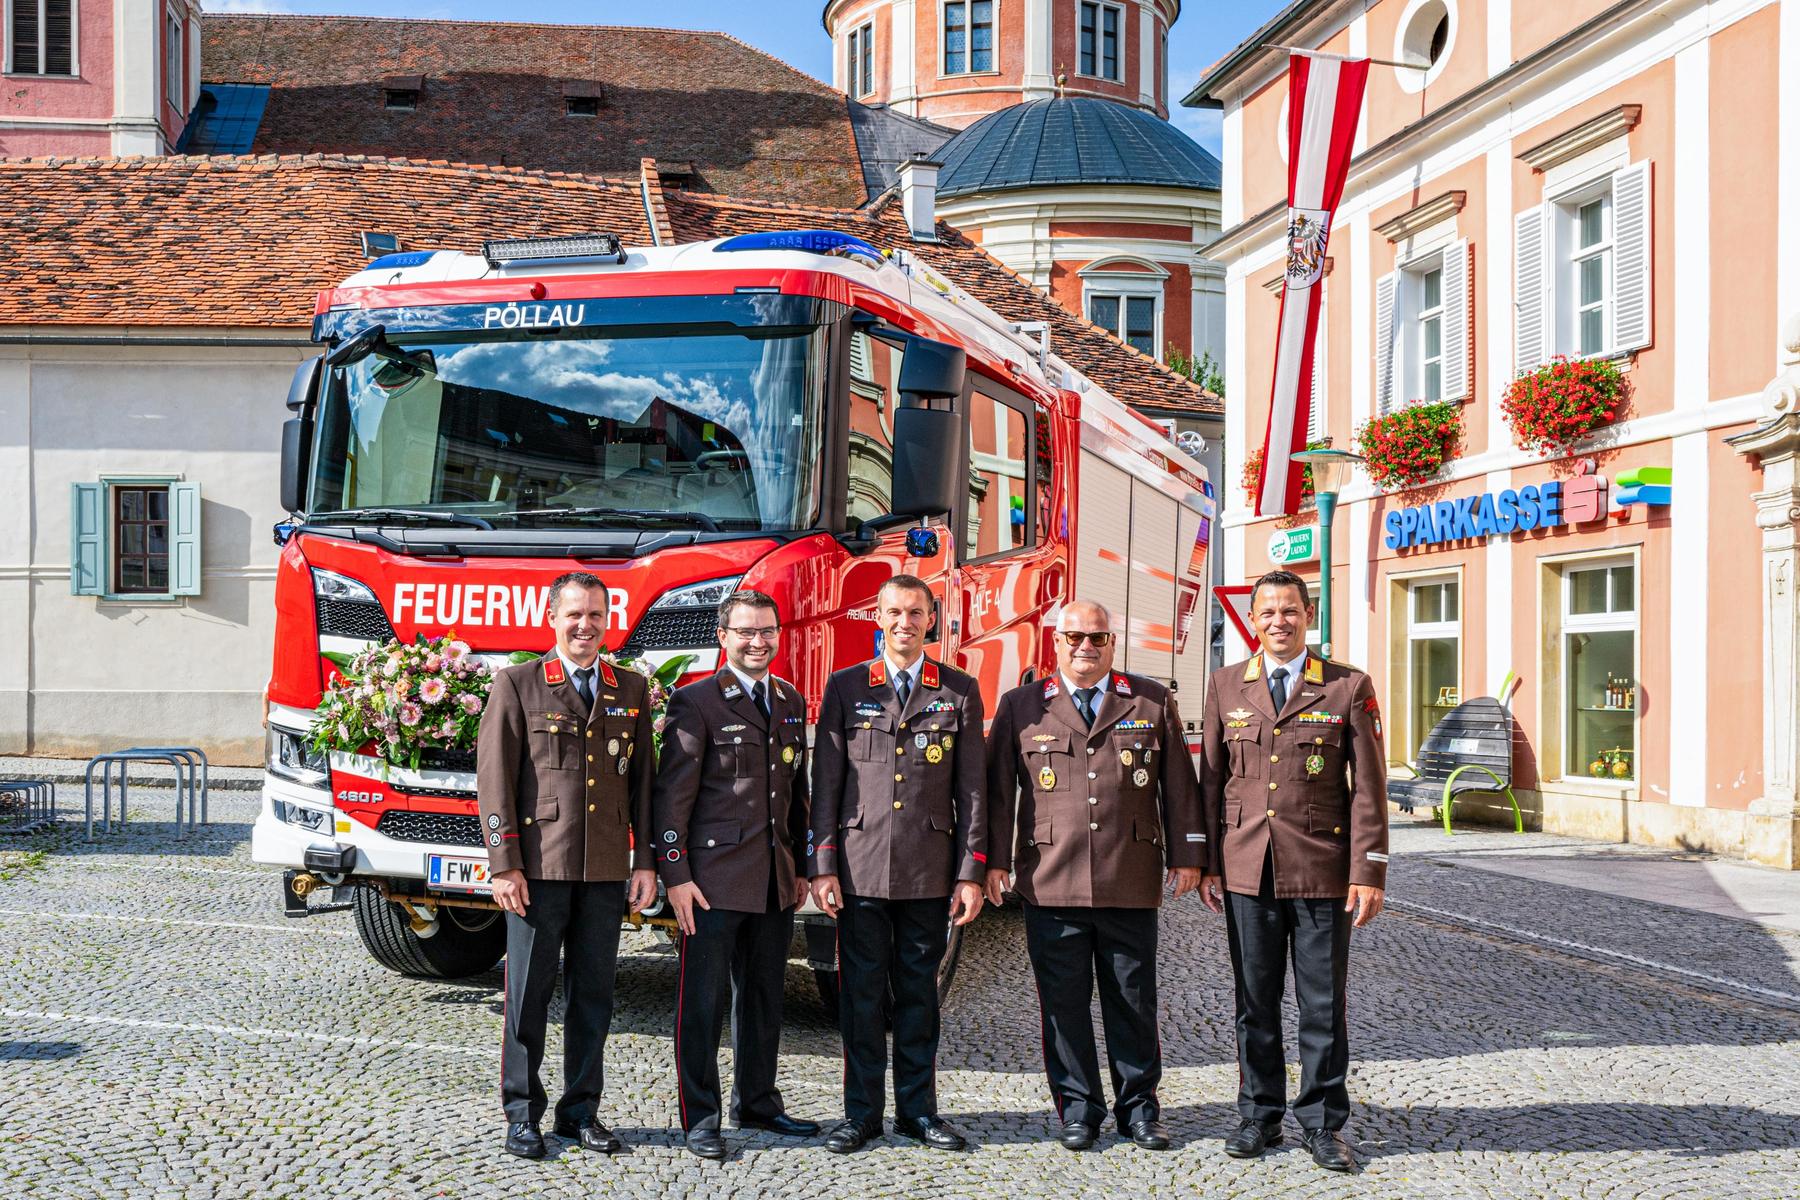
[426,854,493,894]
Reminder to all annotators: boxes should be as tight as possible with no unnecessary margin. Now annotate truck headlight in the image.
[311,567,380,604]
[266,725,330,787]
[621,576,743,653]
[273,800,329,832]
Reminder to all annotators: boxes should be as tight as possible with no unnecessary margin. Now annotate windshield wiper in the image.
[494,506,722,532]
[307,507,495,530]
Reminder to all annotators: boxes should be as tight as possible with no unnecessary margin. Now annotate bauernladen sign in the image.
[1267,526,1318,564]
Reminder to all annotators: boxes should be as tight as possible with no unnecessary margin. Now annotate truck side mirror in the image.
[890,406,962,519]
[895,334,966,402]
[280,356,323,513]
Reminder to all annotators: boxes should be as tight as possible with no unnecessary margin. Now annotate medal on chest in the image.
[1038,764,1056,790]
[1306,753,1325,776]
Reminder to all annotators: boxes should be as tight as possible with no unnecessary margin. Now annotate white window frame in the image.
[5,0,78,77]
[1405,573,1462,750]
[847,22,875,98]
[164,7,182,108]
[1081,264,1165,357]
[1552,180,1613,359]
[1415,259,1445,403]
[1554,552,1639,781]
[1077,1,1123,81]
[940,0,996,77]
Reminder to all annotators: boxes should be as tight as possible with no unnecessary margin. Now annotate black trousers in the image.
[501,879,626,1125]
[837,893,950,1123]
[1021,902,1162,1130]
[674,902,795,1132]
[1223,860,1353,1131]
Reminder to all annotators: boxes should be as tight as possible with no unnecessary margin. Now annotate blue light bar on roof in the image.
[365,250,439,270]
[715,230,886,265]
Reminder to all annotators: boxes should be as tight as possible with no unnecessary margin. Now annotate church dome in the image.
[935,96,1221,199]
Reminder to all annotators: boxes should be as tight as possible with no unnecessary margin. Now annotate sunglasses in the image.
[1057,631,1114,647]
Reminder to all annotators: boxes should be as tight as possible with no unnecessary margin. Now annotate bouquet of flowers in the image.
[1500,356,1631,457]
[312,634,495,770]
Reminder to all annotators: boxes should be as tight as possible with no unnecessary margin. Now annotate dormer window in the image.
[382,75,423,111]
[562,81,603,117]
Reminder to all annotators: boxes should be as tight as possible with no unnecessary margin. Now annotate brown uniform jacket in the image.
[476,653,655,882]
[652,668,809,914]
[808,657,987,900]
[987,671,1207,908]
[1200,653,1389,899]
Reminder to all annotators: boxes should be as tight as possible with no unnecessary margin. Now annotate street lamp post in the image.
[1291,448,1364,660]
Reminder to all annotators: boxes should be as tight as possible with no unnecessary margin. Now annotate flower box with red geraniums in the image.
[1241,439,1331,507]
[1500,356,1632,457]
[1355,401,1462,491]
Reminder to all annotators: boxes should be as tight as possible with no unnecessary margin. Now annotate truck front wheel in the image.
[352,885,506,979]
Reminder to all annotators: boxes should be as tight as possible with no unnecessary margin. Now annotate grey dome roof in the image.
[935,97,1221,199]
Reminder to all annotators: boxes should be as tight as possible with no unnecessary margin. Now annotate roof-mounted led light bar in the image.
[481,233,629,268]
[715,229,886,266]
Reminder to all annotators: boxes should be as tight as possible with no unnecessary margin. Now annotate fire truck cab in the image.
[256,230,1214,998]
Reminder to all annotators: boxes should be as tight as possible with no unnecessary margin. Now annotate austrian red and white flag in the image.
[1253,53,1369,516]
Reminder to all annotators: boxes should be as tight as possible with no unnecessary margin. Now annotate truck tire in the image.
[352,885,506,979]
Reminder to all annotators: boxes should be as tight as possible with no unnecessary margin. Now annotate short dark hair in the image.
[717,588,779,629]
[548,571,607,614]
[879,573,933,607]
[1251,569,1312,610]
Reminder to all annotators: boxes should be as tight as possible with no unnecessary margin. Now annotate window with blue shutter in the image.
[70,483,104,596]
[68,478,202,599]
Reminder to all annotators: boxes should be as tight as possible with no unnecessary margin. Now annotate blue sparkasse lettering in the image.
[1384,510,1404,549]
[1453,496,1478,540]
[1433,501,1455,544]
[1538,480,1564,527]
[1516,485,1540,531]
[1474,493,1497,537]
[1495,489,1519,533]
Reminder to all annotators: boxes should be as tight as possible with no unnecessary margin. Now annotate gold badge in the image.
[1306,754,1325,776]
[607,738,620,756]
[1227,708,1252,721]
[926,745,944,764]
[1132,768,1150,787]
[942,734,953,749]
[782,745,797,764]
[1038,765,1057,790]
[1120,749,1134,767]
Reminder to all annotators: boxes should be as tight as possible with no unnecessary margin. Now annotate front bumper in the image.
[251,773,479,881]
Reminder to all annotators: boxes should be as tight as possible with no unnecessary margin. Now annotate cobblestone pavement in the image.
[4,791,1800,1198]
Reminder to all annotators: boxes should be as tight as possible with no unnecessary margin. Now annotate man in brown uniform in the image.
[1198,568,1387,1173]
[653,589,817,1160]
[985,599,1205,1152]
[478,571,657,1160]
[809,574,987,1154]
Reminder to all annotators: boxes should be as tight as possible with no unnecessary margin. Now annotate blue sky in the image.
[201,0,1280,156]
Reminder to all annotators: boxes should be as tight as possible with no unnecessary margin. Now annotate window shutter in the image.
[1612,161,1652,354]
[1440,239,1470,401]
[849,330,872,383]
[1514,206,1548,374]
[70,483,104,596]
[170,482,203,597]
[1373,272,1397,415]
[1308,288,1327,441]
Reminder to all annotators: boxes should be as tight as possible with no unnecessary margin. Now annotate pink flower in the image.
[424,653,443,673]
[387,730,402,745]
[460,693,484,716]
[383,652,402,677]
[654,715,668,735]
[437,719,458,739]
[399,702,423,728]
[443,640,472,663]
[419,677,448,704]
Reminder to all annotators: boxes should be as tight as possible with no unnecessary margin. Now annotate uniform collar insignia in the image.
[1042,679,1060,700]
[1304,655,1324,685]
[1112,672,1132,696]
[543,656,566,686]
[868,659,888,689]
[1243,657,1262,682]
[598,659,619,688]
[722,683,742,699]
[920,660,940,690]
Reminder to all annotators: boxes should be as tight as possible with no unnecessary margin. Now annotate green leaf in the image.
[652,653,700,686]
[322,651,357,671]
[508,651,540,665]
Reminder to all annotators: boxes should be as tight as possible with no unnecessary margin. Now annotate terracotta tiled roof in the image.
[662,188,1223,417]
[0,155,653,328]
[200,14,868,208]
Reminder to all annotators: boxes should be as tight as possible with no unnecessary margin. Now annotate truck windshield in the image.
[308,312,829,533]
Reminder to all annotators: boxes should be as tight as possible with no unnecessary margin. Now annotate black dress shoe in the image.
[735,1112,822,1137]
[893,1114,968,1151]
[1223,1118,1283,1158]
[1302,1128,1356,1172]
[504,1120,545,1159]
[685,1129,728,1160]
[1058,1121,1098,1150]
[553,1116,623,1154]
[824,1118,882,1154]
[1127,1118,1172,1150]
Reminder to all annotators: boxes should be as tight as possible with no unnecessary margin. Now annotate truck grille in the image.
[622,608,716,652]
[316,597,398,643]
[418,748,478,774]
[376,811,482,847]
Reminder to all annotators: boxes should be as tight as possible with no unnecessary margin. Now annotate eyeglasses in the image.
[722,626,780,642]
[1057,630,1114,647]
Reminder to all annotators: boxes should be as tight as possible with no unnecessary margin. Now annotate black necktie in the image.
[1075,687,1098,728]
[894,671,912,711]
[574,666,595,707]
[751,679,770,721]
[1269,666,1289,714]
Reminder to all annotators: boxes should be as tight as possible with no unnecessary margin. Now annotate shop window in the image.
[943,0,993,75]
[7,0,74,75]
[1079,2,1121,80]
[845,331,900,525]
[965,392,1030,560]
[1563,560,1636,780]
[69,479,203,599]
[1405,577,1460,752]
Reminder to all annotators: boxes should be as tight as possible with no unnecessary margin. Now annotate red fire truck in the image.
[255,230,1215,1003]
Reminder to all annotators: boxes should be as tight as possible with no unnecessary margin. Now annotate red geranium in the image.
[1355,401,1462,491]
[1241,438,1330,505]
[1500,356,1631,456]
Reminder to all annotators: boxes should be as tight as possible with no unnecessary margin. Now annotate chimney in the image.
[898,154,941,243]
